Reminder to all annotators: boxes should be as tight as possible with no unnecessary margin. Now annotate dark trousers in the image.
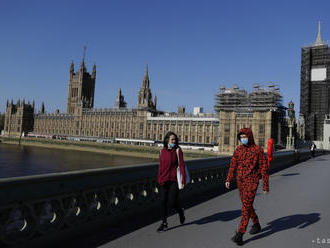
[160,181,182,222]
[311,150,315,157]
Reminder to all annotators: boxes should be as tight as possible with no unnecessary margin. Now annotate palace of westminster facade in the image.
[3,57,289,153]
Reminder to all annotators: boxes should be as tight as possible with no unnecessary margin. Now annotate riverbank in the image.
[0,137,219,160]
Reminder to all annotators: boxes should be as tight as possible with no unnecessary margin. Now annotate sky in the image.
[1,0,330,115]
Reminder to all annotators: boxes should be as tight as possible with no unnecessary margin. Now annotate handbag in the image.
[176,148,190,190]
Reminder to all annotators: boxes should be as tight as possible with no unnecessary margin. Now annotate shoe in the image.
[157,222,168,232]
[249,222,261,235]
[179,208,185,224]
[231,231,244,246]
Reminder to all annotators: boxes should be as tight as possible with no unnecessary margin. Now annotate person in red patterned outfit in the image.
[225,128,269,246]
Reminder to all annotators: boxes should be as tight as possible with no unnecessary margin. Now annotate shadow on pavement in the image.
[166,209,241,231]
[281,173,300,177]
[244,213,321,245]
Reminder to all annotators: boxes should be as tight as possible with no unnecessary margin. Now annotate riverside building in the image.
[4,57,289,153]
[4,60,219,150]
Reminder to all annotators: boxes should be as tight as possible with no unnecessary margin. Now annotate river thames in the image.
[0,143,157,179]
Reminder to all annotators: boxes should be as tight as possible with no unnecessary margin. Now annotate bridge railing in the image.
[0,149,326,247]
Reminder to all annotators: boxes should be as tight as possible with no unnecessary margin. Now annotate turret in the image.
[41,102,45,114]
[154,95,157,109]
[70,60,74,78]
[92,63,96,78]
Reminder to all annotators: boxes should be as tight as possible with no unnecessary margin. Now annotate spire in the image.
[154,95,157,109]
[314,21,324,46]
[80,46,87,71]
[41,102,45,114]
[70,60,74,74]
[142,64,150,88]
[92,63,96,78]
[115,88,127,108]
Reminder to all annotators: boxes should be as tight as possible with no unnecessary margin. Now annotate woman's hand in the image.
[225,182,230,189]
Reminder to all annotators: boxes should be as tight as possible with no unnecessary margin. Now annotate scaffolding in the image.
[214,83,283,112]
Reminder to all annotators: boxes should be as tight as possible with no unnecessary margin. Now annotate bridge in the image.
[0,150,328,248]
[102,154,330,248]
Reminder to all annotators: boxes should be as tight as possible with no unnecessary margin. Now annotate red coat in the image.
[158,147,185,186]
[226,128,269,192]
[267,138,274,167]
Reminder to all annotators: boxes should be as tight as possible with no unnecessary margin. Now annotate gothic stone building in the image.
[300,22,330,141]
[4,57,289,153]
[4,60,219,147]
[4,99,34,137]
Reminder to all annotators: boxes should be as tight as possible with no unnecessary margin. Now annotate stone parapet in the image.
[0,149,327,247]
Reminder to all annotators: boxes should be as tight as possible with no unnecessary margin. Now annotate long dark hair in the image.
[163,131,179,149]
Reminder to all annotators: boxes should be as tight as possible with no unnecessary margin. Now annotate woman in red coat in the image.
[157,131,186,232]
[225,128,269,245]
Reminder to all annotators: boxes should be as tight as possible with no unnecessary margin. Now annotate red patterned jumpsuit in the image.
[226,128,269,234]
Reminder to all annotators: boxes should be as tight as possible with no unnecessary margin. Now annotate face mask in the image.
[169,143,175,148]
[240,138,249,145]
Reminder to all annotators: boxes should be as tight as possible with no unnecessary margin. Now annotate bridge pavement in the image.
[101,155,330,248]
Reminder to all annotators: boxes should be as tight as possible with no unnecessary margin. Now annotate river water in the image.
[0,143,157,179]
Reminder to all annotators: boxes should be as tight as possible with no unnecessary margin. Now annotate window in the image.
[224,136,229,145]
[259,124,265,135]
[224,123,230,132]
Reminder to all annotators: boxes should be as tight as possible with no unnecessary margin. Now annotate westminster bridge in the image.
[0,149,329,248]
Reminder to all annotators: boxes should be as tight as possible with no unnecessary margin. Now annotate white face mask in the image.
[240,138,248,145]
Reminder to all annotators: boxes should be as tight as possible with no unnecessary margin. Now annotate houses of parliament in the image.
[3,55,289,154]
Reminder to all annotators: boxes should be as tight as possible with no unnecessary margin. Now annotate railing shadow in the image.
[244,213,321,244]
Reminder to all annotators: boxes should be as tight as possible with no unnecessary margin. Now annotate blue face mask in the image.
[240,138,249,145]
[169,143,175,148]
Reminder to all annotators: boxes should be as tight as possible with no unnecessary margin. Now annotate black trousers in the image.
[311,150,315,157]
[159,181,182,222]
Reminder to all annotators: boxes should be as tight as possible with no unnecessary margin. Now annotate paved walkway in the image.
[103,155,330,248]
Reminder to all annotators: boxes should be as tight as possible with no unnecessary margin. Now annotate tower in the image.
[66,48,96,114]
[4,99,34,136]
[137,64,156,111]
[300,22,330,140]
[286,100,296,149]
[114,88,127,109]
